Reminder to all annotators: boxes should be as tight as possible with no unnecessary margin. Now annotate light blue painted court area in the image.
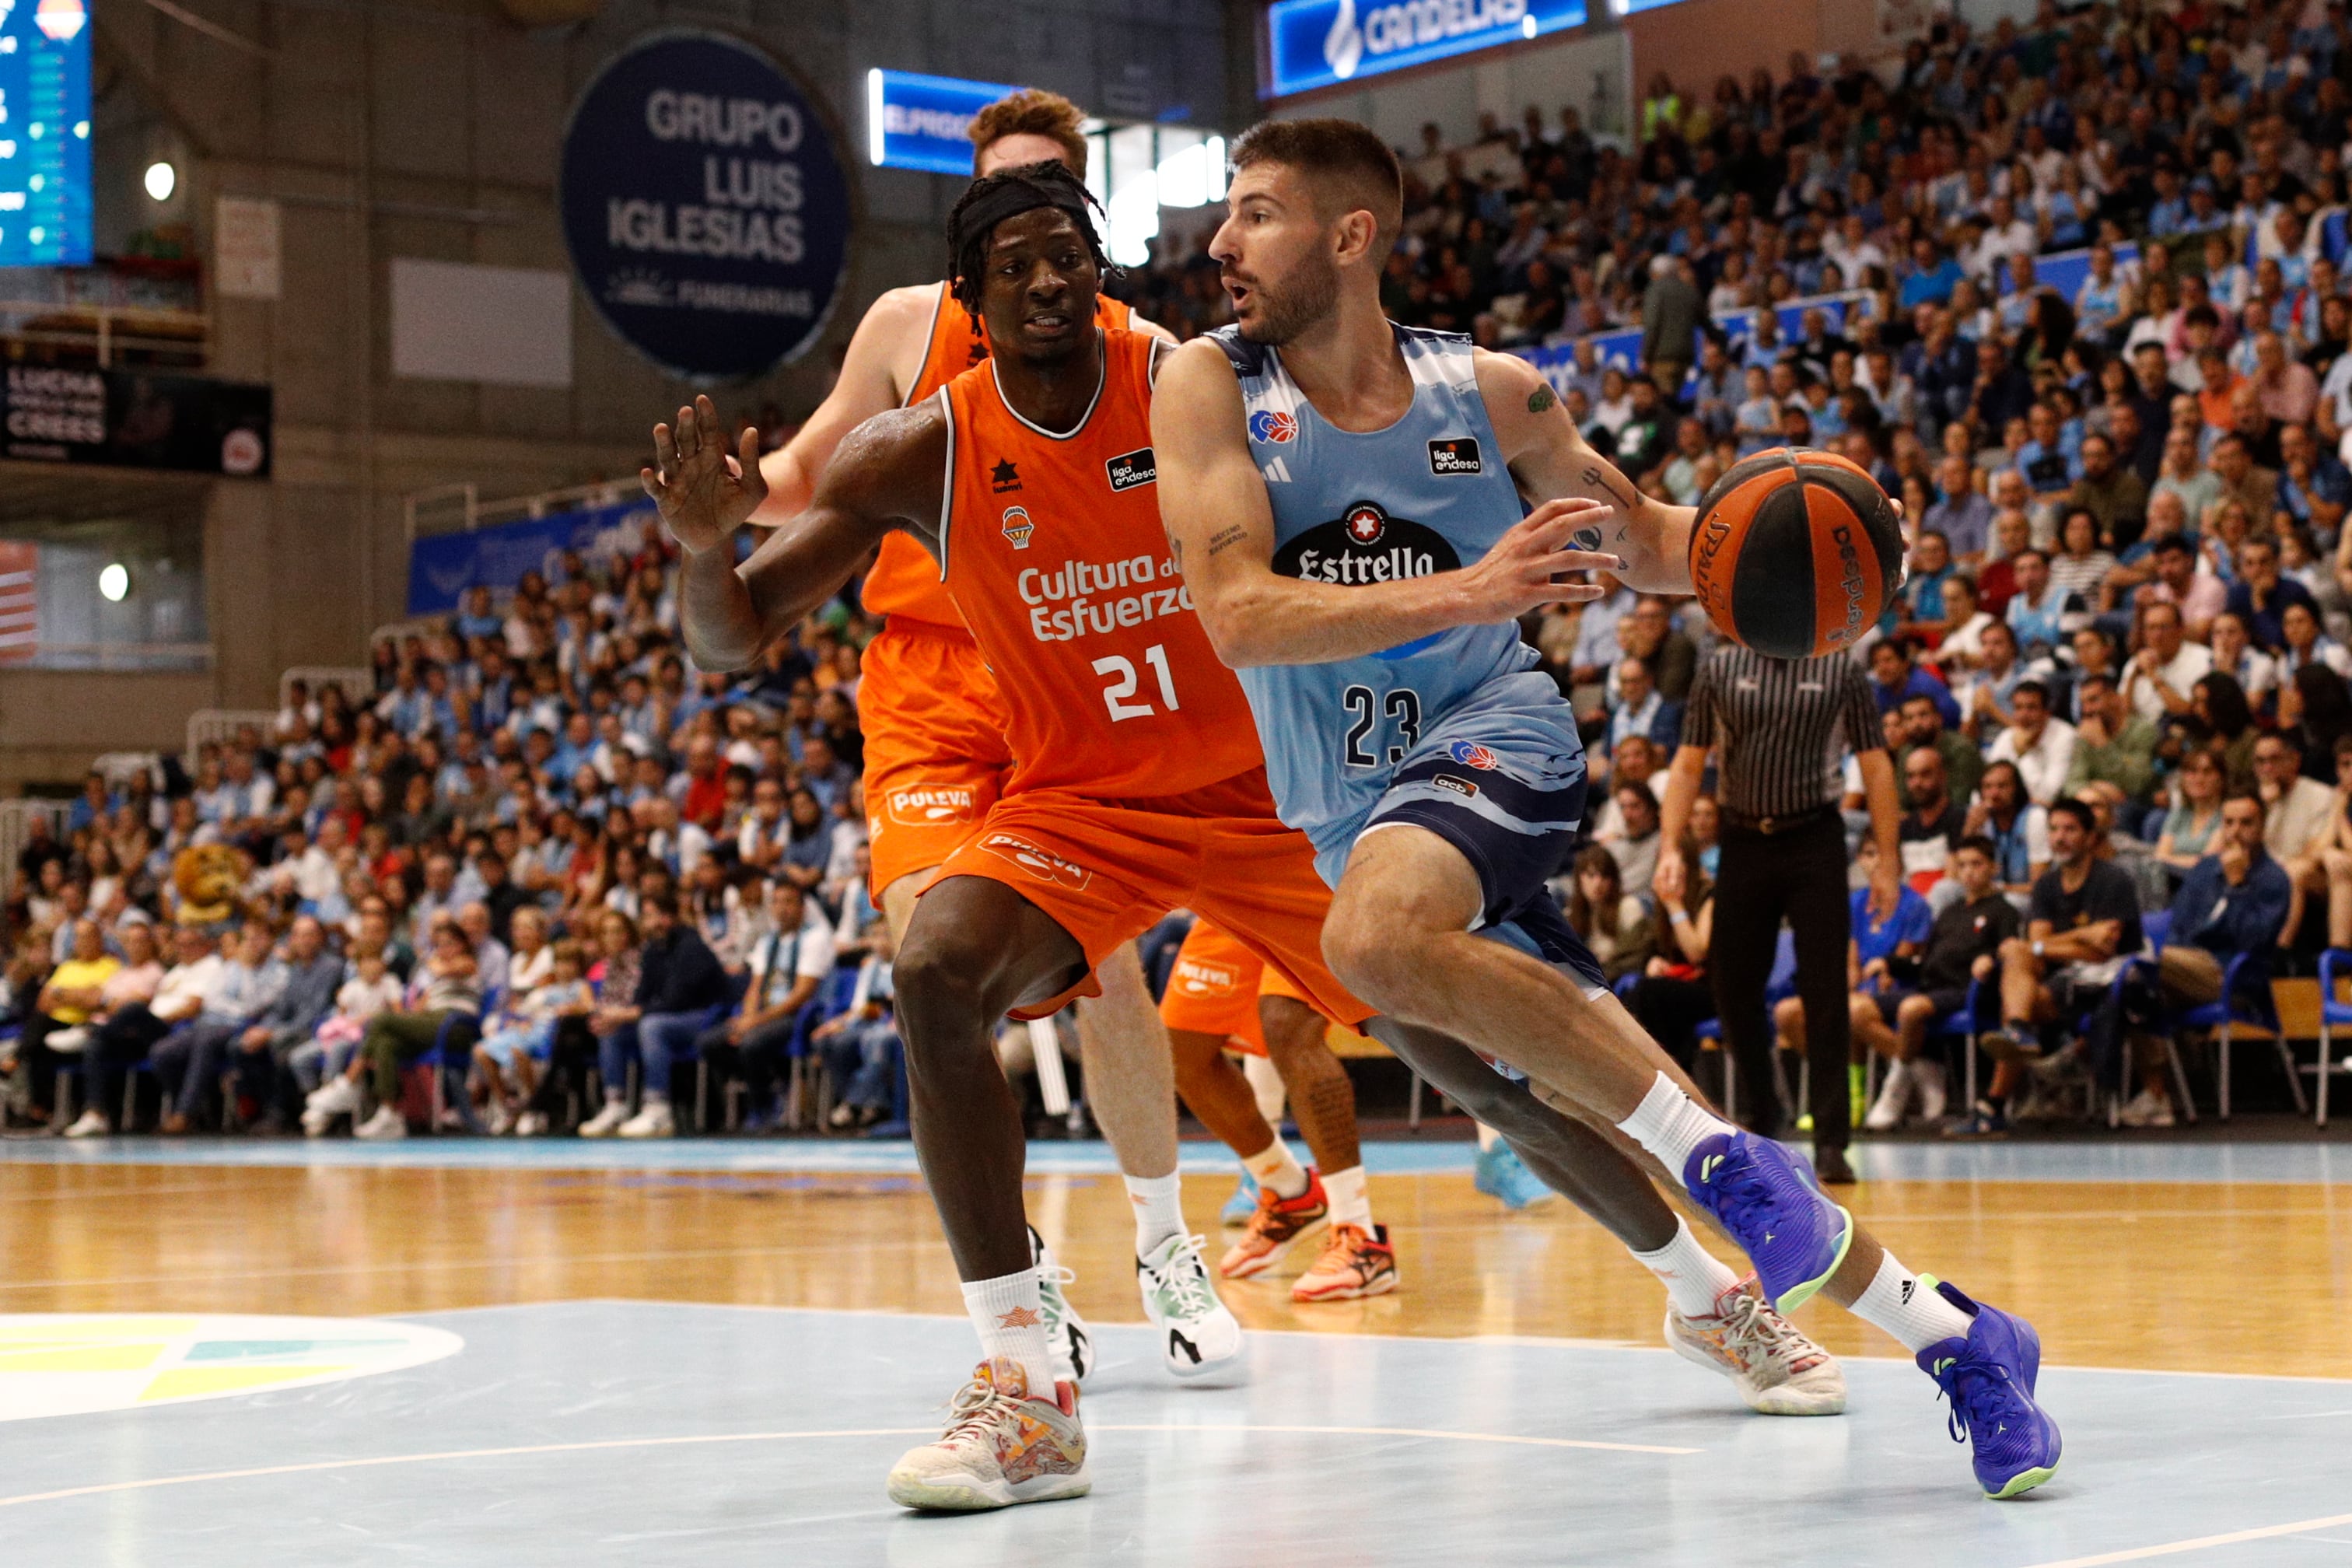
[5,1132,2352,1183]
[0,1299,2347,1567]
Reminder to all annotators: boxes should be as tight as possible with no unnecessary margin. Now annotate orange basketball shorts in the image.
[859,618,1015,898]
[1157,918,1314,1055]
[929,767,1371,1029]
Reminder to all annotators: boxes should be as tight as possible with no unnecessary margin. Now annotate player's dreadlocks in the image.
[945,160,1116,321]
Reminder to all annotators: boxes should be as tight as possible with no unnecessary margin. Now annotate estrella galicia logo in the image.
[1105,446,1157,491]
[1449,740,1500,771]
[1248,409,1297,445]
[1427,436,1482,475]
[1430,773,1479,798]
[1272,499,1460,586]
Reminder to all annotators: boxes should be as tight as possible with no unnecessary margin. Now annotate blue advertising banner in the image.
[407,499,666,618]
[867,69,1018,177]
[558,30,852,382]
[0,0,91,264]
[1265,0,1588,99]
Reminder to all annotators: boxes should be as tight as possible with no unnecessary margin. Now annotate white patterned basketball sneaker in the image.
[1136,1231,1244,1381]
[884,1357,1090,1512]
[1028,1224,1092,1384]
[1666,1276,1848,1416]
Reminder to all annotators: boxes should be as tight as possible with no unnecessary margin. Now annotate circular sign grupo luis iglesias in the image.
[558,31,852,382]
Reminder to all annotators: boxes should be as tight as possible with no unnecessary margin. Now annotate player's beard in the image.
[1238,250,1341,345]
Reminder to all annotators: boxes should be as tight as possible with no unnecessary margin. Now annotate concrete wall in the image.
[1,0,1227,786]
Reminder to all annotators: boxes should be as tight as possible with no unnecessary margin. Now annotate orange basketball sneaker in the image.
[884,1356,1090,1512]
[1218,1167,1329,1279]
[1291,1222,1400,1303]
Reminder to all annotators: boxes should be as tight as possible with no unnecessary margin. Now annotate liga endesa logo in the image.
[886,785,976,826]
[978,831,1092,890]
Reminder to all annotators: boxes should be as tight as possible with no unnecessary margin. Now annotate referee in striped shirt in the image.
[1654,645,1902,1185]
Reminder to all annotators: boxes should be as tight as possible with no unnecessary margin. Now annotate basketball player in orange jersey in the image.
[750,90,1227,1385]
[656,163,1851,1515]
[1156,918,1381,1292]
[649,162,1561,1510]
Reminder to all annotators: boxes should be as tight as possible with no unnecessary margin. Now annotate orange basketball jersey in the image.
[862,285,1135,628]
[937,327,1265,800]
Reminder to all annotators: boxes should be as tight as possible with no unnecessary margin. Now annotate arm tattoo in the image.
[1206,524,1250,556]
[1528,385,1557,414]
[1581,463,1638,510]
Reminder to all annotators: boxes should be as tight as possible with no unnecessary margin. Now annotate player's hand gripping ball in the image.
[1686,447,1904,660]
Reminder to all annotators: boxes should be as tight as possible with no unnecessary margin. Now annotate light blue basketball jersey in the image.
[1210,324,1577,858]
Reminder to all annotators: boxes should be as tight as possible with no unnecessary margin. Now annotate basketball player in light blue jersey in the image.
[1153,118,2061,1500]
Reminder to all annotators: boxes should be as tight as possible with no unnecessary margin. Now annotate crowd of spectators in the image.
[9,0,2350,1143]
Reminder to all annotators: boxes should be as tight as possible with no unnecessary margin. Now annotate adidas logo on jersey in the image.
[978,831,1092,890]
[886,786,976,826]
[1427,436,1482,475]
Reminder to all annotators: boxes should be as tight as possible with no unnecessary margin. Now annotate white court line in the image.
[0,1422,1696,1508]
[2018,1510,2352,1566]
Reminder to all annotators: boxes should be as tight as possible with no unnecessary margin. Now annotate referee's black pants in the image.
[1709,814,1852,1150]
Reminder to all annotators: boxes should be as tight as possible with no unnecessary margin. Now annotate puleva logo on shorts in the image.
[887,786,976,826]
[978,831,1091,890]
[1001,506,1034,550]
[1174,957,1241,996]
[1449,741,1500,770]
[1105,446,1157,491]
[1248,409,1297,445]
[1427,436,1482,475]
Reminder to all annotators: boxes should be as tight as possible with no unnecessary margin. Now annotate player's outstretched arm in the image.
[1477,348,1697,595]
[752,285,936,523]
[645,394,941,672]
[1152,340,1622,668]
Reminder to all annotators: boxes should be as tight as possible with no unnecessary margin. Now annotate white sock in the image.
[1475,1121,1501,1151]
[961,1269,1055,1393]
[642,1092,668,1106]
[1125,1171,1186,1257]
[1629,1216,1744,1318]
[1241,1051,1286,1125]
[1846,1251,1974,1354]
[1242,1137,1310,1199]
[1616,1072,1738,1177]
[1322,1164,1373,1231]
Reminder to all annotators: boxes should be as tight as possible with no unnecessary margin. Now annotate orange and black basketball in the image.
[1686,447,1903,660]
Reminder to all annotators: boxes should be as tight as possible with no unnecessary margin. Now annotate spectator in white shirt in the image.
[1986,681,2079,806]
[2256,730,2340,944]
[2122,600,2214,726]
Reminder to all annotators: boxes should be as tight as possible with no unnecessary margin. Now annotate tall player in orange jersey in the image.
[649,164,1487,1511]
[749,91,1218,1384]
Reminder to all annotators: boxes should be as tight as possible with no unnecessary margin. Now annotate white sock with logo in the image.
[961,1269,1055,1394]
[1848,1251,1974,1354]
[1475,1121,1501,1151]
[1125,1172,1187,1257]
[1616,1072,1739,1178]
[1322,1164,1374,1232]
[1629,1216,1744,1319]
[1242,1137,1309,1200]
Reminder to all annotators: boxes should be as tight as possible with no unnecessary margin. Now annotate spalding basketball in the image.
[1687,447,1904,660]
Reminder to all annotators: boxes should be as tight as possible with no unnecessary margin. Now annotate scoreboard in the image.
[0,0,89,266]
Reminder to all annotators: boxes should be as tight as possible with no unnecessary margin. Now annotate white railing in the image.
[279,665,373,709]
[184,709,276,761]
[403,478,637,545]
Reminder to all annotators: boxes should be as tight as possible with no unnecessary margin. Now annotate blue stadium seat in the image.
[2308,950,2352,1127]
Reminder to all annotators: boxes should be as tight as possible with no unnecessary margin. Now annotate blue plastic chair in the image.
[2325,211,2349,265]
[2135,907,2299,1122]
[2308,950,2352,1128]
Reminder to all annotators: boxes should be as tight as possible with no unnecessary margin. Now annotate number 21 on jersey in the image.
[1094,644,1181,722]
[1342,685,1422,767]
